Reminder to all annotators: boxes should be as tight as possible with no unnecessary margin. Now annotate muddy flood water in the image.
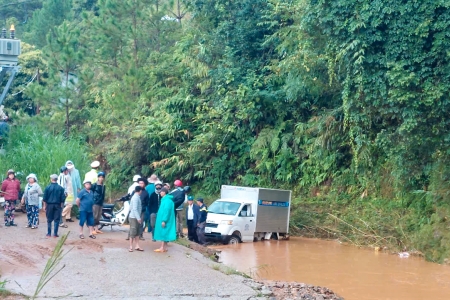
[215,237,450,300]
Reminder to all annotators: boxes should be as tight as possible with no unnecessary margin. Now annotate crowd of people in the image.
[1,160,209,252]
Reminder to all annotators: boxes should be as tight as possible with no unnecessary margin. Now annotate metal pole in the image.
[0,67,7,83]
[0,66,18,105]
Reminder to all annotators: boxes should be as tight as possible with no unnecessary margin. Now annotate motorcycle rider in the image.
[128,175,141,195]
[92,172,106,234]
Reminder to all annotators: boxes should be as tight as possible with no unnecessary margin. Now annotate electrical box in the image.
[0,39,21,66]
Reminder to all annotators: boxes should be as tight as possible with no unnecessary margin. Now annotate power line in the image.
[10,70,37,96]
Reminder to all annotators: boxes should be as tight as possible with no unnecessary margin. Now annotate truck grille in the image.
[206,223,218,228]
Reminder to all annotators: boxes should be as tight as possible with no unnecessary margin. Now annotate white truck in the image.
[205,185,291,244]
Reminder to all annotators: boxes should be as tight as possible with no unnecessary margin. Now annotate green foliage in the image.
[0,125,89,185]
[5,0,450,262]
[23,0,73,48]
[3,42,45,117]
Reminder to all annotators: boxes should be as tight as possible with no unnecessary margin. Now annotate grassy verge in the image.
[0,125,90,184]
[290,186,450,263]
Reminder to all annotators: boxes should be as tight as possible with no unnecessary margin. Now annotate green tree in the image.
[29,20,81,137]
[23,0,72,48]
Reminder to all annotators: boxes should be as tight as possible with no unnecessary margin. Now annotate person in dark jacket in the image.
[43,174,66,238]
[148,181,162,241]
[1,169,21,226]
[185,195,200,242]
[170,180,185,237]
[196,198,208,246]
[92,172,106,235]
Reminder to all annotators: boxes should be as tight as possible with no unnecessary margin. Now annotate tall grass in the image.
[32,232,72,299]
[0,125,90,185]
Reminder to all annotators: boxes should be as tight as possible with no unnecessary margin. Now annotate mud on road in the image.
[0,212,259,299]
[0,211,343,300]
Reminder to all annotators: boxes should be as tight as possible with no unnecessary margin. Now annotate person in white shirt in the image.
[185,195,200,242]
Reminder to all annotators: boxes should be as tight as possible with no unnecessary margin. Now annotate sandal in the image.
[135,248,144,252]
[60,224,68,228]
[129,248,133,252]
[25,225,31,228]
[154,249,163,252]
[31,226,37,229]
[89,234,96,239]
[79,234,85,239]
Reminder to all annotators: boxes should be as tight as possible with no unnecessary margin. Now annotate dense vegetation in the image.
[2,0,450,262]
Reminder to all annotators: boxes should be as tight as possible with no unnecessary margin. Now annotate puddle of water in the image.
[215,237,450,300]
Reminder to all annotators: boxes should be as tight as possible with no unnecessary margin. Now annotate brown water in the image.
[215,237,450,300]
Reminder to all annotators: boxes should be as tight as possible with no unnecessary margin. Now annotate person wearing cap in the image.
[185,195,200,242]
[154,187,176,252]
[85,161,100,184]
[21,174,43,229]
[65,160,82,201]
[76,180,96,239]
[196,198,208,246]
[170,179,186,238]
[1,169,20,226]
[128,186,144,252]
[147,181,163,241]
[128,175,141,195]
[92,171,106,234]
[43,175,66,237]
[145,174,159,232]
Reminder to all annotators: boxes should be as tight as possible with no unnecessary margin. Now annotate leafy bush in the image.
[0,125,90,186]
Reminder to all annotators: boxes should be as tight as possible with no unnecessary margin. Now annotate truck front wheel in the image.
[228,235,240,245]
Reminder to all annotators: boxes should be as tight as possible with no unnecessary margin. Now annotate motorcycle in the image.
[98,194,131,230]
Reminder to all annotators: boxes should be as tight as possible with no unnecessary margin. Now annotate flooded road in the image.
[215,237,450,300]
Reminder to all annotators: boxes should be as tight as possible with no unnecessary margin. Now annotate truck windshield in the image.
[208,201,241,216]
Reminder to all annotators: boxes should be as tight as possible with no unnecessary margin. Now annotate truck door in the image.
[237,204,256,242]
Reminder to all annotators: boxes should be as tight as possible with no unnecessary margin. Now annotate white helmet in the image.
[133,175,141,182]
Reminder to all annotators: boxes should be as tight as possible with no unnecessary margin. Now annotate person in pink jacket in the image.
[1,169,21,226]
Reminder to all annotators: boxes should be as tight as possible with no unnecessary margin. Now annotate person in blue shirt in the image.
[76,180,96,239]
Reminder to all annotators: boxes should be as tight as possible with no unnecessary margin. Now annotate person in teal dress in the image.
[154,187,176,252]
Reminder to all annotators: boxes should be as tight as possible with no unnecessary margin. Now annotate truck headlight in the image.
[220,220,233,225]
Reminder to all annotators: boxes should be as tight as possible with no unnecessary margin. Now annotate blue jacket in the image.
[185,203,200,226]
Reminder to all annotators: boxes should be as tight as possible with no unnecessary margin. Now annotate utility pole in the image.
[0,24,21,106]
